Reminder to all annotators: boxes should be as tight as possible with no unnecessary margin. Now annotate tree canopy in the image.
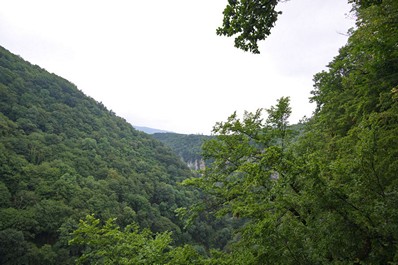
[217,0,281,54]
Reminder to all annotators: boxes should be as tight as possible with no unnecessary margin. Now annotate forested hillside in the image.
[0,46,222,264]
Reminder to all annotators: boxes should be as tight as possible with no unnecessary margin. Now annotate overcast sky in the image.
[1,0,355,134]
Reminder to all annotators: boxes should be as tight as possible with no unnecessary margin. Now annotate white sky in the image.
[0,0,355,134]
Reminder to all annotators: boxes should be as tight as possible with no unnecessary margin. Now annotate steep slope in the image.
[0,46,198,264]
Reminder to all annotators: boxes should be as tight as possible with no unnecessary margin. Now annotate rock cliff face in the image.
[186,158,206,171]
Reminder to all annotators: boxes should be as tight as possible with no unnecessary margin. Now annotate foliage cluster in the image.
[217,0,280,54]
[69,214,204,265]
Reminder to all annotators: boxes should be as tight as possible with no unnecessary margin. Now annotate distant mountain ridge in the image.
[133,125,172,134]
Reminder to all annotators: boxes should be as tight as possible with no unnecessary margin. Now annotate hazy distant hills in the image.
[133,125,172,134]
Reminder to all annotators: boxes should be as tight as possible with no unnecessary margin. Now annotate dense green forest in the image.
[0,46,233,264]
[1,0,397,264]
